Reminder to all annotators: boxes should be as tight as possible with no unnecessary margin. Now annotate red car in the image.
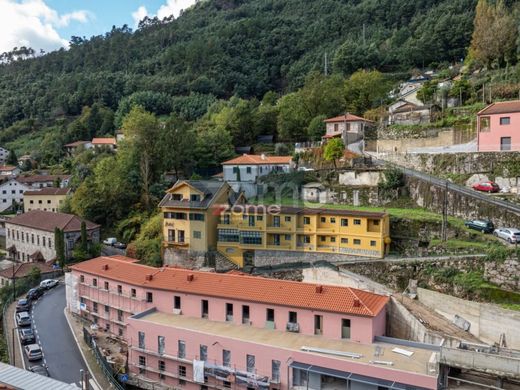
[472,181,500,193]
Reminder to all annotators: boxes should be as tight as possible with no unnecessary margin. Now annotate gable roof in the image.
[477,100,520,116]
[17,175,71,184]
[92,137,116,145]
[159,180,230,209]
[0,165,18,172]
[24,187,71,196]
[0,261,54,279]
[222,154,292,165]
[71,256,389,317]
[324,114,373,123]
[6,210,99,232]
[64,141,90,147]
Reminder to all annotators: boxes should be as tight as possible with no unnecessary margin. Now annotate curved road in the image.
[28,283,88,386]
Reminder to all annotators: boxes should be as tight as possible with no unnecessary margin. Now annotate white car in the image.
[493,228,520,244]
[103,237,117,245]
[40,279,59,289]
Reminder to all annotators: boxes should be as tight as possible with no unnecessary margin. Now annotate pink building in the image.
[477,101,520,151]
[67,256,439,390]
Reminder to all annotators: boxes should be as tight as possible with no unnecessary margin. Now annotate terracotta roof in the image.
[222,154,292,165]
[6,210,99,233]
[0,261,54,279]
[92,138,116,145]
[226,205,388,219]
[71,256,389,317]
[322,133,342,139]
[324,114,373,123]
[24,188,71,196]
[477,100,520,116]
[64,141,90,147]
[17,175,70,184]
[159,180,233,209]
[0,165,18,171]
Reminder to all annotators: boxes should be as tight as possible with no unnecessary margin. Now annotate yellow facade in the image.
[160,181,233,253]
[217,206,390,267]
[24,192,68,213]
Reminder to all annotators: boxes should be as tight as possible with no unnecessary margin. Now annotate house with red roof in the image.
[67,255,439,390]
[222,154,293,198]
[323,114,374,151]
[91,137,117,151]
[477,101,520,152]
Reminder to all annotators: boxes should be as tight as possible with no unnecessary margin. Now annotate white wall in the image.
[0,180,30,212]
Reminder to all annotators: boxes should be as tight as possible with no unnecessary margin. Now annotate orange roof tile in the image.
[91,138,116,145]
[222,154,292,165]
[477,100,520,116]
[324,114,373,123]
[0,165,18,171]
[71,256,389,317]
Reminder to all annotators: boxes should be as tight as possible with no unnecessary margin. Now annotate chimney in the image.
[187,274,194,282]
[145,274,153,281]
[353,298,361,307]
[101,264,109,271]
[315,285,323,294]
[261,153,266,160]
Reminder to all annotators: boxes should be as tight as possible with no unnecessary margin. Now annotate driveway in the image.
[23,284,89,386]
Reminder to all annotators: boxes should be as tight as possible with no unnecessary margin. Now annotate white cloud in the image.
[0,0,91,53]
[132,0,197,26]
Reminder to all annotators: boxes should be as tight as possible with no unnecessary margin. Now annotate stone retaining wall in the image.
[253,250,376,268]
[484,259,520,292]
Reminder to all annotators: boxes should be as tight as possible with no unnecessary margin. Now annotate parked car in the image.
[24,344,42,361]
[114,242,126,249]
[40,279,59,289]
[15,299,30,313]
[493,228,520,244]
[464,219,495,233]
[30,364,49,377]
[16,311,31,327]
[472,181,500,193]
[26,287,44,301]
[103,237,117,246]
[19,328,35,345]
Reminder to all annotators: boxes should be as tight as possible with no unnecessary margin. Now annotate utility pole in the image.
[459,87,462,106]
[362,23,366,46]
[441,181,448,242]
[324,53,328,76]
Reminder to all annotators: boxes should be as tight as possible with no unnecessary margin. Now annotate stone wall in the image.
[162,247,206,269]
[253,250,378,268]
[484,259,520,292]
[338,170,382,187]
[417,288,520,349]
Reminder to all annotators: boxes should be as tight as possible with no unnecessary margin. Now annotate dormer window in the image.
[190,194,201,202]
[172,194,183,201]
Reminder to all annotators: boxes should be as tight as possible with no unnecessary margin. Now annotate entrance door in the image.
[501,137,512,151]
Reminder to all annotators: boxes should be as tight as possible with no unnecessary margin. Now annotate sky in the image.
[0,0,198,54]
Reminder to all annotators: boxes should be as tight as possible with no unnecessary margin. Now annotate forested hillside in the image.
[0,0,476,130]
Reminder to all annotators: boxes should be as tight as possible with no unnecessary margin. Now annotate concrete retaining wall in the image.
[338,171,382,187]
[417,288,520,349]
[253,250,371,268]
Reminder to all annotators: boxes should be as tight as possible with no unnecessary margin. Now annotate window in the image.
[131,288,136,298]
[501,137,512,151]
[80,275,85,283]
[284,234,291,241]
[303,235,311,244]
[246,167,252,174]
[500,117,511,125]
[200,345,208,361]
[354,219,361,225]
[330,217,336,223]
[42,236,45,247]
[201,299,209,318]
[314,315,323,335]
[178,340,186,358]
[273,216,280,227]
[320,217,326,223]
[303,217,310,225]
[370,240,376,247]
[158,335,165,355]
[138,331,145,349]
[189,213,205,221]
[288,311,297,323]
[172,194,183,201]
[232,167,239,173]
[242,305,250,324]
[139,356,146,374]
[341,238,348,244]
[272,360,281,383]
[117,285,122,294]
[178,365,187,378]
[342,319,351,339]
[118,328,123,337]
[146,292,153,303]
[31,234,34,244]
[373,220,380,226]
[92,278,97,287]
[193,231,202,239]
[266,308,275,322]
[240,231,262,245]
[104,281,109,290]
[174,295,181,310]
[334,123,339,132]
[190,194,201,202]
[248,215,255,227]
[118,310,123,322]
[223,350,231,367]
[177,230,185,243]
[223,214,230,224]
[218,229,239,242]
[93,302,98,313]
[168,229,175,242]
[226,303,233,321]
[246,354,255,373]
[47,200,51,204]
[104,305,109,314]
[158,360,166,378]
[330,237,336,243]
[285,216,291,222]
[223,381,231,389]
[320,236,326,242]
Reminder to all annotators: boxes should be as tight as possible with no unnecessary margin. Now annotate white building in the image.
[0,178,31,212]
[17,175,71,189]
[0,147,10,165]
[222,154,293,198]
[322,114,374,149]
[0,165,21,176]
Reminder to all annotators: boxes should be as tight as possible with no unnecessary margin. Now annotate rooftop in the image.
[226,205,388,219]
[0,165,18,171]
[0,261,54,279]
[92,137,116,145]
[0,362,78,390]
[6,210,99,232]
[478,100,520,116]
[71,256,389,317]
[222,154,292,165]
[134,311,436,378]
[159,180,231,209]
[17,175,71,184]
[324,114,373,123]
[24,187,71,196]
[64,140,90,147]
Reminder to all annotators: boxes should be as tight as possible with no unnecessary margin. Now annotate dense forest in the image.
[0,0,477,130]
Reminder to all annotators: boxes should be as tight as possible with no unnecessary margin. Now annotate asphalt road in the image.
[26,283,88,386]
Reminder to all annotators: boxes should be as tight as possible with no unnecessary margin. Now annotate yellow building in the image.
[159,180,242,254]
[23,187,71,213]
[217,205,390,267]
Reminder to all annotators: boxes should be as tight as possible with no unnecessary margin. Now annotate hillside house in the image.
[322,114,374,150]
[18,174,71,189]
[0,165,21,176]
[0,178,31,212]
[477,101,520,152]
[64,141,92,155]
[24,187,71,213]
[0,147,10,165]
[92,137,117,150]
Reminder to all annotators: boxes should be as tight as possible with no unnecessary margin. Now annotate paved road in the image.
[28,283,88,386]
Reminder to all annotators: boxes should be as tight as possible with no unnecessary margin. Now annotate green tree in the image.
[6,149,17,165]
[161,116,196,179]
[80,221,88,252]
[54,228,65,268]
[417,81,438,104]
[344,70,390,115]
[307,115,327,141]
[194,121,235,171]
[277,92,309,142]
[28,266,41,286]
[323,138,345,169]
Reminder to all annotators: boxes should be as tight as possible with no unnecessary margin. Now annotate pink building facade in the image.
[477,101,520,152]
[67,256,439,390]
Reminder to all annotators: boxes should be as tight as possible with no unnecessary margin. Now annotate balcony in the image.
[266,243,291,250]
[266,225,293,232]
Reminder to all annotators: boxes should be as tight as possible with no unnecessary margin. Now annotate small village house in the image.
[0,177,31,212]
[18,174,71,189]
[91,137,117,151]
[64,141,92,156]
[322,114,374,151]
[477,100,520,152]
[0,165,21,176]
[24,187,71,213]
